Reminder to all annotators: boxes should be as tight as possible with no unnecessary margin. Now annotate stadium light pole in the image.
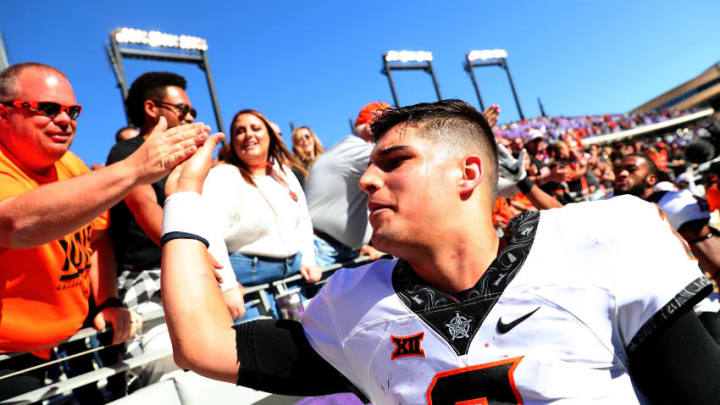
[465,49,525,120]
[381,50,442,106]
[107,28,226,138]
[0,31,9,72]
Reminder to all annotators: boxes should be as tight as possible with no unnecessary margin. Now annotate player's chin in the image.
[370,232,393,255]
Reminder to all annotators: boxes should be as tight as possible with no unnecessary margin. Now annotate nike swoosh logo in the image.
[505,166,520,176]
[496,307,540,334]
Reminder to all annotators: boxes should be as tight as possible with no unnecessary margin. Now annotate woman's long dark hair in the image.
[217,109,300,186]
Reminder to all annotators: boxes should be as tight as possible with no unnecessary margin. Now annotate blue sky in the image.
[3,1,720,165]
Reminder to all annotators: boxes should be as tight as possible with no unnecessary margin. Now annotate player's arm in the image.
[618,200,720,403]
[162,235,239,382]
[628,307,720,404]
[163,229,357,394]
[124,184,163,246]
[0,118,210,249]
[161,133,361,396]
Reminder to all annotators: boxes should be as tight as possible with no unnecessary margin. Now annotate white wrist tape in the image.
[162,192,239,292]
[162,192,209,245]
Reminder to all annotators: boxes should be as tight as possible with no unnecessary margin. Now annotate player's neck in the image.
[407,226,500,294]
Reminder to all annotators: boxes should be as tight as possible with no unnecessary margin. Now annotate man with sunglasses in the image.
[0,62,211,399]
[105,71,241,386]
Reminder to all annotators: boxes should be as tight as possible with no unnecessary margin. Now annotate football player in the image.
[161,100,720,404]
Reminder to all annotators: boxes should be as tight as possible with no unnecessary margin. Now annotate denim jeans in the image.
[313,235,360,268]
[230,252,302,322]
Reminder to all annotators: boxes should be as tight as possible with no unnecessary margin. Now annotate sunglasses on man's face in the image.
[152,100,197,120]
[1,100,82,120]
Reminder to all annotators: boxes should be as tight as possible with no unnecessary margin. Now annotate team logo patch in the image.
[391,332,425,360]
[445,312,472,340]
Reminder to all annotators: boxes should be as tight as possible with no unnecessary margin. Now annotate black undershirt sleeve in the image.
[232,319,369,402]
[628,308,720,404]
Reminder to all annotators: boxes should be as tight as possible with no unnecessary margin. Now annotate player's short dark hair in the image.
[0,62,68,101]
[125,72,187,127]
[370,99,499,200]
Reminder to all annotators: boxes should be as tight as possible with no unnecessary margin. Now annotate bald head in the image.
[0,63,69,102]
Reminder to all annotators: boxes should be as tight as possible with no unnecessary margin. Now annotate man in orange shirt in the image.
[0,62,211,399]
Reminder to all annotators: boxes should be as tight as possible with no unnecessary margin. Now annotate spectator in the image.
[206,109,321,321]
[509,136,524,158]
[305,102,390,267]
[494,144,562,228]
[291,126,324,189]
[105,71,236,386]
[0,63,206,399]
[615,153,720,283]
[706,162,720,213]
[114,126,139,143]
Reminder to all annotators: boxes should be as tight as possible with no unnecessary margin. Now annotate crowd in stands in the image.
[491,121,714,227]
[494,107,706,141]
[2,61,720,404]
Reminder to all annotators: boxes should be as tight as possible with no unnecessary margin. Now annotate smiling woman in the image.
[205,109,322,321]
[290,126,324,189]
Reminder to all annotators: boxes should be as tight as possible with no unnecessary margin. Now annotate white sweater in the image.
[203,163,316,266]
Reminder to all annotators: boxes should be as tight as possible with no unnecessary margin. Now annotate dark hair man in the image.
[105,72,240,385]
[615,153,720,283]
[115,126,139,143]
[160,100,720,404]
[0,62,209,398]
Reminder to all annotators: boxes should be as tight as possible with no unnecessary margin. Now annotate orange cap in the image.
[356,102,392,126]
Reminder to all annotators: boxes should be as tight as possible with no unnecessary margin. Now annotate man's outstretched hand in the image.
[165,131,226,196]
[129,117,213,186]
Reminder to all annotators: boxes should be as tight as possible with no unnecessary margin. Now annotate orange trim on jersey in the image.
[426,356,524,405]
[390,332,426,360]
[457,399,488,405]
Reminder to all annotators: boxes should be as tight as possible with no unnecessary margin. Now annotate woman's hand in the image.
[299,262,322,283]
[222,286,246,319]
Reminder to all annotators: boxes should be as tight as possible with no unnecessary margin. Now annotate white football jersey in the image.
[302,196,711,404]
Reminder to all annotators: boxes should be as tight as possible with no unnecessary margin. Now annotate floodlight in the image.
[467,49,508,62]
[113,27,208,51]
[465,48,523,119]
[179,35,208,51]
[108,27,221,137]
[384,50,433,63]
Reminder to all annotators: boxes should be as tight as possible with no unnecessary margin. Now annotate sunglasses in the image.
[1,100,82,120]
[152,100,197,120]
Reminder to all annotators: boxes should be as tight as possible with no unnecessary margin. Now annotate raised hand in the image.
[482,104,501,128]
[129,117,212,185]
[165,131,226,196]
[497,144,527,184]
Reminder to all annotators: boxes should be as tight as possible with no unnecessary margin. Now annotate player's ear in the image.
[459,154,483,198]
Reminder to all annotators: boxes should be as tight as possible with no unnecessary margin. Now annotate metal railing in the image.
[0,255,382,404]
